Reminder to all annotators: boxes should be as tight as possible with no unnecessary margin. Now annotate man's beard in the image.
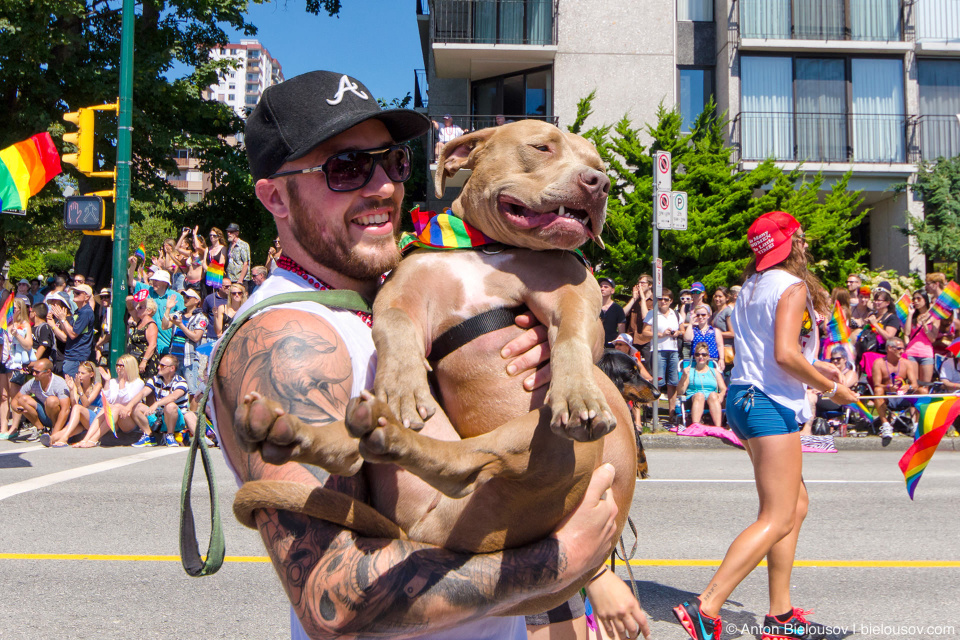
[287,182,401,281]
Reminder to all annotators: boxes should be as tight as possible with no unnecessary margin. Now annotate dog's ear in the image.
[434,128,497,198]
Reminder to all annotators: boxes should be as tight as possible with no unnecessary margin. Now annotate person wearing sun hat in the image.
[673,211,859,640]
[127,268,184,355]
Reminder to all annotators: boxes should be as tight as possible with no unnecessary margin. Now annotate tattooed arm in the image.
[213,308,618,639]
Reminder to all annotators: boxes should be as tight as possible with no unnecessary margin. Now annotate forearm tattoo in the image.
[218,311,568,637]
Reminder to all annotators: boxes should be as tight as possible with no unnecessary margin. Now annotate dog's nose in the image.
[578,169,610,197]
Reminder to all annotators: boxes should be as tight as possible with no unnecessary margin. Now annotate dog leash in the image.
[609,517,644,610]
[179,289,389,577]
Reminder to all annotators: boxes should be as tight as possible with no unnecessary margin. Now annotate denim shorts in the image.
[657,350,680,387]
[35,401,54,429]
[908,355,934,366]
[725,384,799,441]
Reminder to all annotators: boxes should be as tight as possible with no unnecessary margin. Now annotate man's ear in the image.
[255,179,290,220]
[434,127,498,198]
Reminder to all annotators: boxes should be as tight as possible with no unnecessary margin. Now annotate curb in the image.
[640,432,960,452]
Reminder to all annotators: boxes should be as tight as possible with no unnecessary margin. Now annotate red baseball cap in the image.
[747,211,801,271]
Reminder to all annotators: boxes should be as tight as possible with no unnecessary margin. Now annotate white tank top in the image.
[207,270,525,640]
[730,269,819,423]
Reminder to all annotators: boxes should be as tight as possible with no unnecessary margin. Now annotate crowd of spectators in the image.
[0,223,281,448]
[600,271,960,440]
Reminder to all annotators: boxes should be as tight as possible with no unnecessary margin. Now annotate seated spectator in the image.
[683,303,724,362]
[128,297,160,379]
[50,361,103,447]
[93,288,112,367]
[803,345,859,434]
[677,343,726,427]
[72,355,145,447]
[132,355,195,447]
[939,349,960,392]
[903,290,938,384]
[856,283,900,354]
[872,336,920,444]
[12,359,71,443]
[163,288,207,406]
[215,283,247,337]
[0,299,36,440]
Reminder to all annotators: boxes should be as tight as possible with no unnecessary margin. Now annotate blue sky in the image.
[186,0,425,103]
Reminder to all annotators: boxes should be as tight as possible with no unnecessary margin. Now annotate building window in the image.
[185,192,202,203]
[739,0,901,41]
[247,73,257,81]
[249,49,260,58]
[740,55,905,162]
[678,68,714,132]
[678,0,712,21]
[228,94,235,101]
[247,83,259,93]
[228,84,235,90]
[918,59,960,160]
[246,95,258,105]
[917,0,960,43]
[471,66,552,119]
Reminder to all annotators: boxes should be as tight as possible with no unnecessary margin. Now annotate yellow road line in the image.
[1,554,957,568]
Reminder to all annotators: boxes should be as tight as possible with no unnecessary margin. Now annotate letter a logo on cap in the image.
[327,75,369,105]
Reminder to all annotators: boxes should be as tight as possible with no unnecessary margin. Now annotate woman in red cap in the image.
[673,211,859,640]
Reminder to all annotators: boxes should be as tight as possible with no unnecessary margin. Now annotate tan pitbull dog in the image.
[237,120,636,612]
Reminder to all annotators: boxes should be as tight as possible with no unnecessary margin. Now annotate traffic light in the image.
[62,108,95,174]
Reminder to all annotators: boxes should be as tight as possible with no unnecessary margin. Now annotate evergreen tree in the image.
[900,158,960,279]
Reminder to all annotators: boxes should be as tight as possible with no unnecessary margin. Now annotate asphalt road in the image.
[1,442,957,640]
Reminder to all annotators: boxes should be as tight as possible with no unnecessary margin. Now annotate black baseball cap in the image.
[246,70,431,180]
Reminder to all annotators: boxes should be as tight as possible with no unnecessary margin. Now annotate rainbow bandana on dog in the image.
[402,206,494,251]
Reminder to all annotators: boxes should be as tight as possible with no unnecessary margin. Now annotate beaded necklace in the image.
[275,255,372,327]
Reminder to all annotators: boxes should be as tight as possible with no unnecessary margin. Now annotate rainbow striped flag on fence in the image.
[206,258,224,289]
[894,293,911,326]
[0,294,14,331]
[100,391,117,436]
[931,281,960,321]
[0,133,62,212]
[898,396,960,499]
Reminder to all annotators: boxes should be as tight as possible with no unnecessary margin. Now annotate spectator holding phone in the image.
[163,288,207,405]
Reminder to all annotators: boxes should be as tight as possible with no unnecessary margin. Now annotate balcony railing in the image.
[415,69,429,109]
[732,112,909,163]
[428,113,559,162]
[432,0,556,45]
[916,0,960,43]
[739,0,904,41]
[916,114,960,161]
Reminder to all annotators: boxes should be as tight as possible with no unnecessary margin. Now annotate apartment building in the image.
[203,40,284,118]
[418,0,960,275]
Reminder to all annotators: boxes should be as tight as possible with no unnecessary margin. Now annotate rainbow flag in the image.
[206,258,224,289]
[894,293,911,326]
[850,400,874,422]
[409,206,493,250]
[100,391,117,436]
[0,133,62,211]
[947,337,960,357]
[898,396,960,499]
[0,294,13,330]
[930,281,960,321]
[825,300,851,344]
[134,243,146,262]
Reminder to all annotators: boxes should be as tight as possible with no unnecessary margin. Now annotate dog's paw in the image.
[546,380,617,442]
[345,390,410,463]
[372,372,437,431]
[234,391,303,465]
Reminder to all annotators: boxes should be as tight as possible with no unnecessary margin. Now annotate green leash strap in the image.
[179,289,372,577]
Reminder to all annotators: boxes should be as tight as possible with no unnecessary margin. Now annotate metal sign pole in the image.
[651,151,671,430]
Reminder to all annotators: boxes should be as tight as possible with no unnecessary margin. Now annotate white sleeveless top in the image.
[207,270,524,640]
[730,269,819,423]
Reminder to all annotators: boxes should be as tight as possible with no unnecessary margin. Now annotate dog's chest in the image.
[409,250,526,321]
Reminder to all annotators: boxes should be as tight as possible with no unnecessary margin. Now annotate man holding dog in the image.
[209,71,620,640]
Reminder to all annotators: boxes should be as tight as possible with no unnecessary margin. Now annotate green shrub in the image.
[44,251,74,274]
[7,249,47,283]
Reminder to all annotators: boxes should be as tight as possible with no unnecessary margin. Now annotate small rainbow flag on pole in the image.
[206,258,225,289]
[898,396,960,499]
[825,300,852,344]
[134,243,146,262]
[100,391,117,436]
[930,281,960,321]
[894,293,911,326]
[0,294,14,330]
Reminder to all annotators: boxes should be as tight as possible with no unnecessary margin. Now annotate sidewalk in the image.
[641,431,960,451]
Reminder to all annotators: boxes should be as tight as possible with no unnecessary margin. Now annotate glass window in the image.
[471,67,552,119]
[525,70,550,117]
[916,0,960,43]
[228,94,235,101]
[740,56,794,160]
[472,78,498,115]
[918,60,960,159]
[678,0,713,21]
[795,58,846,161]
[679,68,714,132]
[851,58,905,162]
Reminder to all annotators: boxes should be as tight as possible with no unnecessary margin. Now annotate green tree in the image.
[570,96,868,294]
[899,157,960,280]
[0,0,345,271]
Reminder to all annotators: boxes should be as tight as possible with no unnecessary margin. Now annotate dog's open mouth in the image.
[498,195,595,236]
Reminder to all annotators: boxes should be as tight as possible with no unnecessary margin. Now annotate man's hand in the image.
[502,312,550,391]
[551,463,618,582]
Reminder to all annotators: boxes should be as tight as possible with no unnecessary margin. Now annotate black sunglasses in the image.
[268,144,412,192]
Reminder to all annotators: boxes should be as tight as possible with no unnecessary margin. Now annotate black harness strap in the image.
[428,306,526,364]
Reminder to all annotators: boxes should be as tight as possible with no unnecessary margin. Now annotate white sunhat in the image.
[149,269,172,285]
[613,332,638,356]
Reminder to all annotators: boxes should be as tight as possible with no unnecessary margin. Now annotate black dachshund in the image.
[597,349,659,479]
